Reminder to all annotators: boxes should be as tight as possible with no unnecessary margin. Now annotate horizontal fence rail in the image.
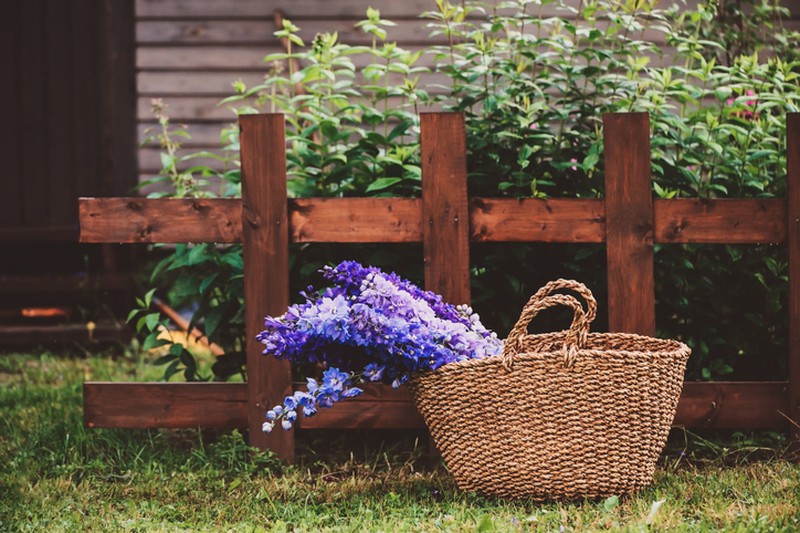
[80,197,786,245]
[80,111,800,461]
[83,381,789,431]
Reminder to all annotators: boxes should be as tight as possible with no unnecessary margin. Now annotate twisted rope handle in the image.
[502,279,597,370]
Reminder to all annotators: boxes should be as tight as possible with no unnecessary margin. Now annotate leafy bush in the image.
[129,0,800,381]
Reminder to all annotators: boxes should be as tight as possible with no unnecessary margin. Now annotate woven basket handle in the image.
[502,279,597,369]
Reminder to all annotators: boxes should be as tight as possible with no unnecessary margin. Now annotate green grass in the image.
[1,351,799,532]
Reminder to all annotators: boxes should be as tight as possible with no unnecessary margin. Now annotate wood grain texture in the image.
[675,382,789,429]
[136,0,439,19]
[240,114,293,460]
[655,198,785,243]
[421,113,471,307]
[80,196,793,245]
[137,19,446,46]
[470,198,605,242]
[82,381,787,430]
[79,198,242,243]
[787,112,800,446]
[84,382,248,428]
[297,401,424,429]
[290,198,422,243]
[603,112,655,335]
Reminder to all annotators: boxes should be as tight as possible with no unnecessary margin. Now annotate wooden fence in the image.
[80,112,800,462]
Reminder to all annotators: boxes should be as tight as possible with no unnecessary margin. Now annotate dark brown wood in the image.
[45,0,76,225]
[79,198,242,243]
[80,196,793,245]
[0,273,130,293]
[787,112,800,446]
[675,382,788,429]
[81,380,787,430]
[240,114,293,460]
[421,113,471,306]
[291,198,422,243]
[298,401,425,429]
[20,1,48,227]
[72,0,101,203]
[655,198,785,243]
[84,382,247,429]
[102,0,139,197]
[0,322,129,346]
[0,227,79,243]
[470,198,605,242]
[603,112,655,335]
[0,3,21,227]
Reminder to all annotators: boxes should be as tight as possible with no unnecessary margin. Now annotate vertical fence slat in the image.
[603,112,655,335]
[240,114,294,461]
[420,112,471,464]
[420,113,471,306]
[788,112,800,446]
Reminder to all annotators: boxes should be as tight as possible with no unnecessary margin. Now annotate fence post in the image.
[603,112,655,335]
[420,112,471,306]
[787,112,800,447]
[240,114,294,461]
[420,112,471,463]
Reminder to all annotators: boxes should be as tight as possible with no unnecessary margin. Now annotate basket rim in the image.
[413,330,691,383]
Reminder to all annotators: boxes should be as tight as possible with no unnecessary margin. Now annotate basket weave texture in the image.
[411,279,691,500]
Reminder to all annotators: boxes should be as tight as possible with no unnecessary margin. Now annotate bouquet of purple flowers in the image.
[257,260,503,432]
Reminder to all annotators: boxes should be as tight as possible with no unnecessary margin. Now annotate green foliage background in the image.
[129,0,800,382]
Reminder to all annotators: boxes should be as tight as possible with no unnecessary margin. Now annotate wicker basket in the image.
[411,279,691,500]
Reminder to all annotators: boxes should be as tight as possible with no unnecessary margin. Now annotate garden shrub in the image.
[129,0,800,382]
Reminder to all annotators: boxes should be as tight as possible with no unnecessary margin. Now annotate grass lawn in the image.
[1,350,799,532]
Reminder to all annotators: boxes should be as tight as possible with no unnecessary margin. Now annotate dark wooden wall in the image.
[0,0,137,242]
[0,0,137,344]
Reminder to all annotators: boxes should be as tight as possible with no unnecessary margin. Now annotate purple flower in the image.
[341,387,363,398]
[363,363,384,382]
[322,367,350,392]
[258,261,503,432]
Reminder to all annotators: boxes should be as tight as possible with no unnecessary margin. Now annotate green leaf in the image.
[164,360,181,381]
[143,333,169,352]
[160,152,176,170]
[153,353,178,366]
[582,152,600,173]
[365,177,402,193]
[169,343,184,357]
[204,308,225,339]
[144,313,161,333]
[144,288,157,308]
[603,495,620,512]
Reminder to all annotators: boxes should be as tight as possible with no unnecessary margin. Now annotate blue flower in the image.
[363,363,384,382]
[258,261,503,432]
[322,367,350,392]
[281,419,293,430]
[283,395,299,410]
[341,387,363,398]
